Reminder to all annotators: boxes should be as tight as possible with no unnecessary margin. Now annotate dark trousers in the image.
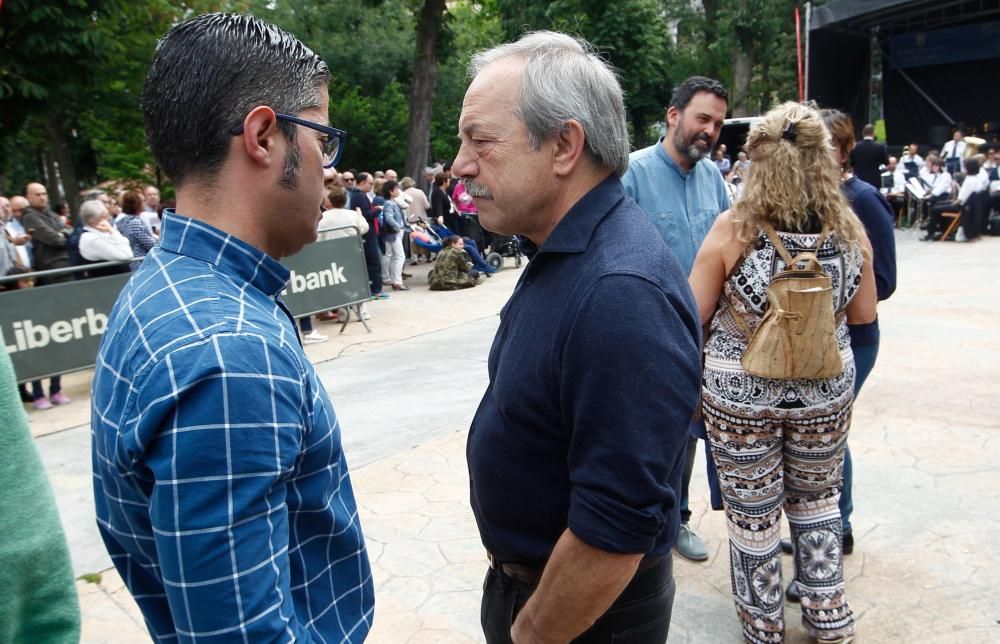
[362,233,383,295]
[928,200,960,236]
[679,435,698,523]
[481,554,674,644]
[839,341,879,536]
[19,376,62,401]
[679,420,725,520]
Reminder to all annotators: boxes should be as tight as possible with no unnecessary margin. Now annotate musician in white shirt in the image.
[941,130,967,174]
[881,156,907,219]
[912,157,950,225]
[899,143,924,175]
[925,157,985,240]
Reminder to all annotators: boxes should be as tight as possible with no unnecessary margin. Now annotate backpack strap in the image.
[761,222,831,271]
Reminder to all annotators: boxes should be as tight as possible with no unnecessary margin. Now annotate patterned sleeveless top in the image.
[703,228,864,406]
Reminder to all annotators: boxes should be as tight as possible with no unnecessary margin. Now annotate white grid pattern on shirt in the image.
[92,214,373,643]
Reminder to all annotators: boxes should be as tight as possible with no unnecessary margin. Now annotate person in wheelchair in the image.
[429,235,481,291]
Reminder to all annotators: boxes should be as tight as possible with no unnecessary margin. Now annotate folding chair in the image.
[940,205,963,241]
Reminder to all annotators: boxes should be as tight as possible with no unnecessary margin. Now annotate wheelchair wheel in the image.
[513,251,523,268]
[486,252,503,272]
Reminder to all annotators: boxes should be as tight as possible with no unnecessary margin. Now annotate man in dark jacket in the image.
[349,172,386,298]
[848,124,889,189]
[21,182,70,284]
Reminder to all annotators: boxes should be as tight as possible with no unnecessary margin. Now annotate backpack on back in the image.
[731,224,844,380]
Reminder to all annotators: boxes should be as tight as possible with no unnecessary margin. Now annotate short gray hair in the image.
[469,31,629,177]
[79,199,108,225]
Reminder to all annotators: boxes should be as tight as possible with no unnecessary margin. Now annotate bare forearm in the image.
[511,529,641,643]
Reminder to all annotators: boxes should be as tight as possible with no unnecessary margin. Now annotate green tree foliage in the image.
[0,0,232,200]
[497,0,672,147]
[429,0,504,164]
[1,0,809,199]
[0,0,119,205]
[665,0,803,117]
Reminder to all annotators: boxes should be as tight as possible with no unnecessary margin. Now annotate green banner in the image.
[1,234,369,383]
[2,273,131,383]
[280,234,370,316]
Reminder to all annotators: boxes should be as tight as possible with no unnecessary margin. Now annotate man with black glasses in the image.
[90,13,373,643]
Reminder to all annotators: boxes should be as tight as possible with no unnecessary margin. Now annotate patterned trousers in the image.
[702,388,856,643]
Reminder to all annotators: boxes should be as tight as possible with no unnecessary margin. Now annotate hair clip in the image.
[781,121,798,143]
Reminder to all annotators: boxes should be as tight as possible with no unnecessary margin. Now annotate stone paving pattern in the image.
[26,230,1000,642]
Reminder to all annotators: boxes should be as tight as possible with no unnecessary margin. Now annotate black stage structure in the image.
[808,0,1000,147]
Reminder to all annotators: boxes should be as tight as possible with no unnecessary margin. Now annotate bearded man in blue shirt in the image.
[622,76,730,564]
[90,14,373,642]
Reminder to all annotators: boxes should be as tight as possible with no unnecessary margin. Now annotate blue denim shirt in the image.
[622,138,730,276]
[92,211,373,643]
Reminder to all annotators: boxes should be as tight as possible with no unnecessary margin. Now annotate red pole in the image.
[795,5,804,102]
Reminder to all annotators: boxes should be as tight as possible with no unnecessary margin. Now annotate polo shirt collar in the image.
[159,210,290,297]
[536,173,624,255]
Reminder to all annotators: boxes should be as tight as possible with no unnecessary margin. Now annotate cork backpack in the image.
[731,224,844,380]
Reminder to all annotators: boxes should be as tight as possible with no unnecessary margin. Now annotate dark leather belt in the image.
[488,551,666,588]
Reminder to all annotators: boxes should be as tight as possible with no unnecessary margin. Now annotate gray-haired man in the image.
[456,31,702,643]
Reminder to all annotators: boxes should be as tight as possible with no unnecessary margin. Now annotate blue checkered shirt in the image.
[92,211,374,642]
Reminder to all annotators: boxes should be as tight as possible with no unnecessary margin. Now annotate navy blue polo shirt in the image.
[467,175,702,564]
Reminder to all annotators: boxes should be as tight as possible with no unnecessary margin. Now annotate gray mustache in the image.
[465,181,493,199]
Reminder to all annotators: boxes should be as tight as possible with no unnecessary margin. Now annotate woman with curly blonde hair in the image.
[688,101,877,644]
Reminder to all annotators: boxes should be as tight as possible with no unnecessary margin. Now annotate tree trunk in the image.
[731,47,755,117]
[405,0,446,192]
[701,0,721,78]
[42,148,59,203]
[45,115,81,216]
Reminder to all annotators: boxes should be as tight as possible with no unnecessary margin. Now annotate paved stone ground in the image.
[26,230,1000,643]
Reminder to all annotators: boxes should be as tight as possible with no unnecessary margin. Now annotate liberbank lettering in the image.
[283,262,348,294]
[1,271,130,382]
[2,236,368,381]
[2,308,108,353]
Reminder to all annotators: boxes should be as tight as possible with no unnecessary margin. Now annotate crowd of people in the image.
[1,161,503,358]
[6,10,991,644]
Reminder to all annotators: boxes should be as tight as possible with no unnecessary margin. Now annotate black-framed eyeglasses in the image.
[230,112,347,169]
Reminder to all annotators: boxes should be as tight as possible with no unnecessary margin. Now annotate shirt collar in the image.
[158,210,290,298]
[655,136,697,178]
[534,174,624,256]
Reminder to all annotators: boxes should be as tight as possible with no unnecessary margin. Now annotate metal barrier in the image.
[1,226,370,383]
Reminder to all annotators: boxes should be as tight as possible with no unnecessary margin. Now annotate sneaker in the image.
[50,391,72,405]
[33,396,54,411]
[360,311,371,321]
[302,330,328,345]
[674,523,709,561]
[371,292,390,300]
[955,226,967,242]
[335,309,349,323]
[842,532,854,555]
